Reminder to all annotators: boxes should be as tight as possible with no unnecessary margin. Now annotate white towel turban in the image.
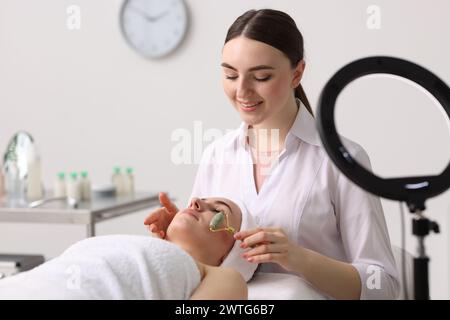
[216,195,259,282]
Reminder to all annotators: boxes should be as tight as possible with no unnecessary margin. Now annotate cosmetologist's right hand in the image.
[144,192,178,239]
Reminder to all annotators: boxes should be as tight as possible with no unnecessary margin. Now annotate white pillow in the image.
[248,272,328,300]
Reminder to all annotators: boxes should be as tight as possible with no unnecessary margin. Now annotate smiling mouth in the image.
[238,101,263,108]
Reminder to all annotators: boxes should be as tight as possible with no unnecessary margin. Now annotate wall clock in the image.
[120,0,188,59]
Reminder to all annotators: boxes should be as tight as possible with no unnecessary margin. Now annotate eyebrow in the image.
[200,198,233,215]
[221,62,275,72]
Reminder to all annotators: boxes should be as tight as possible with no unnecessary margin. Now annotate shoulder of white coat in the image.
[320,135,373,185]
[339,135,372,168]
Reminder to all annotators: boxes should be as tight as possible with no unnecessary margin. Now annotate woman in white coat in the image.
[145,8,399,300]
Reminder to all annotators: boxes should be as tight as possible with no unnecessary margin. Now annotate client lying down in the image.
[0,196,258,300]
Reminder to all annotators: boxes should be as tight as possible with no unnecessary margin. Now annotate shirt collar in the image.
[230,98,322,150]
[288,98,322,147]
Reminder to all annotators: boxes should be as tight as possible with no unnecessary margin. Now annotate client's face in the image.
[166,197,242,266]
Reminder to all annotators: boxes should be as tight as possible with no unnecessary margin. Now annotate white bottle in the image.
[0,165,5,200]
[26,148,44,201]
[123,167,135,196]
[112,166,124,197]
[80,171,91,201]
[53,172,66,197]
[66,172,81,201]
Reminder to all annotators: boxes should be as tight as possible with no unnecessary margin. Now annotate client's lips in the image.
[181,209,199,221]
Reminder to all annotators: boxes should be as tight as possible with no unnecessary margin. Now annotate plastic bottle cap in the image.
[58,172,65,179]
[114,166,121,174]
[81,171,88,178]
[70,172,78,179]
[126,167,133,174]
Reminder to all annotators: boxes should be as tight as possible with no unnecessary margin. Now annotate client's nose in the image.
[189,197,203,211]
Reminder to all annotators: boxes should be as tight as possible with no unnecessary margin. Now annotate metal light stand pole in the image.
[408,203,440,300]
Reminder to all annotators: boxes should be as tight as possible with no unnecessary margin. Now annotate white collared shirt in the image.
[189,99,400,299]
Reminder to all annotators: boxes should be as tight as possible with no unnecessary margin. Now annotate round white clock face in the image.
[120,0,188,59]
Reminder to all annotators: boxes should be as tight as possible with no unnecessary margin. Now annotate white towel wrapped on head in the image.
[216,195,259,282]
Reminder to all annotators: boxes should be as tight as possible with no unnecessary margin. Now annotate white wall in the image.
[0,0,449,298]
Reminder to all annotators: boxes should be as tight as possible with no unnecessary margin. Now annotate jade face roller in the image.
[209,210,235,234]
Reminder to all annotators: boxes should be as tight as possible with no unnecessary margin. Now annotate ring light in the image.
[317,56,450,212]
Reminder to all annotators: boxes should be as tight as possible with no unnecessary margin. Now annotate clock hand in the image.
[129,6,156,22]
[130,6,169,23]
[149,10,169,22]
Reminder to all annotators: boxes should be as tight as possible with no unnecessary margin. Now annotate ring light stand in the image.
[316,56,450,300]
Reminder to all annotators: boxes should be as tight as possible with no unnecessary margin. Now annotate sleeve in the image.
[333,147,400,300]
